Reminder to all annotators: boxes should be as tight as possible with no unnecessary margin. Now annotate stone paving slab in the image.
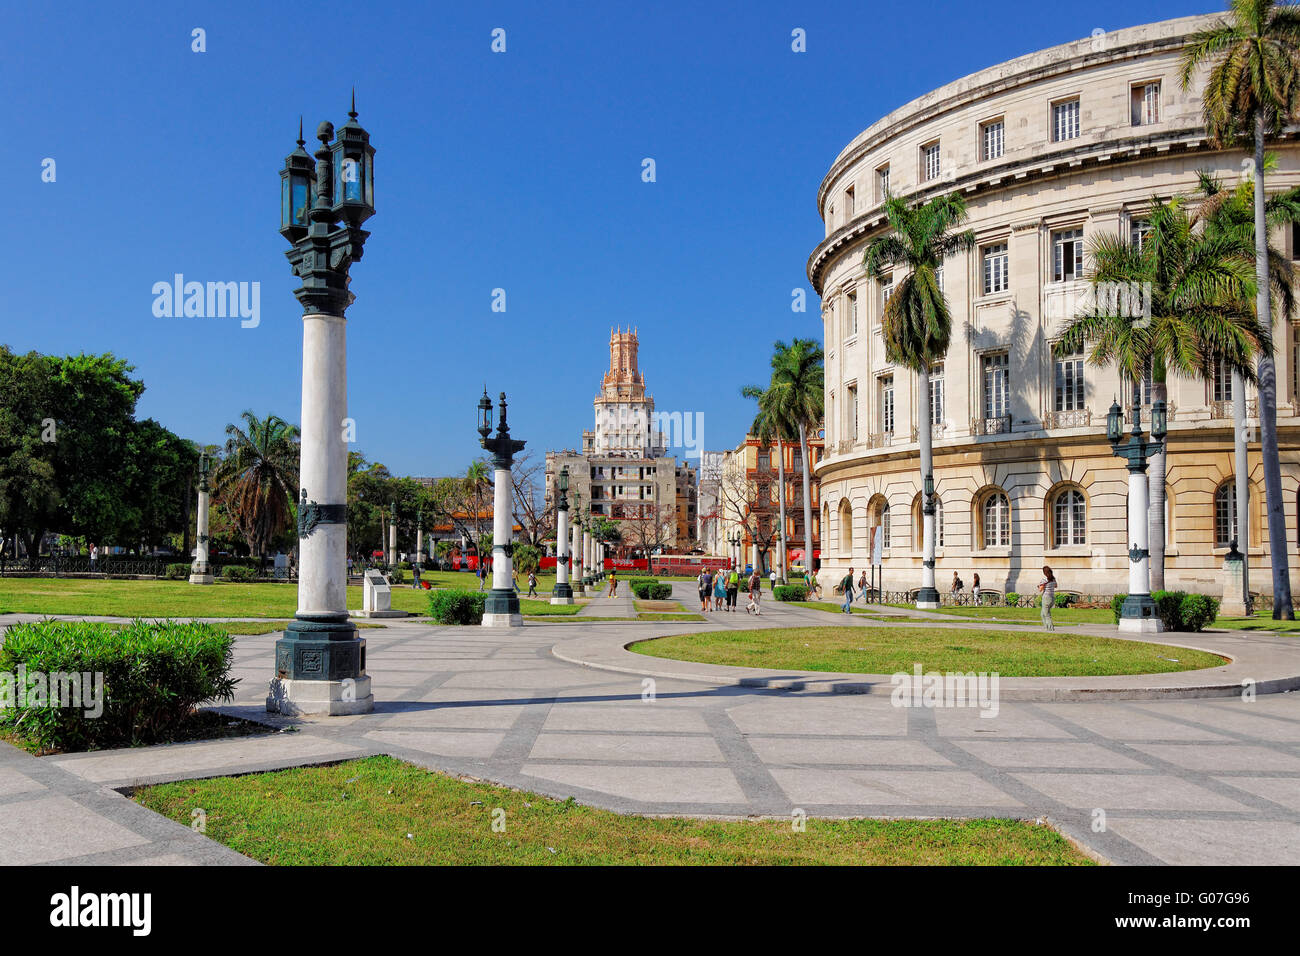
[7,602,1300,865]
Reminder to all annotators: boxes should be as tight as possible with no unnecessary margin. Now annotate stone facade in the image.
[808,13,1300,598]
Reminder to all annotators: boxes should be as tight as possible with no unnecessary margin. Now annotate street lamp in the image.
[388,500,397,568]
[189,452,214,585]
[478,389,526,626]
[571,489,585,594]
[269,97,375,717]
[552,467,574,604]
[1107,392,1167,632]
[916,472,939,609]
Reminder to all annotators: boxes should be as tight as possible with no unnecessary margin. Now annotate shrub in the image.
[1111,594,1127,623]
[221,565,257,582]
[389,568,405,584]
[1151,590,1187,630]
[1180,593,1220,632]
[427,589,486,625]
[1005,591,1020,606]
[1054,592,1075,608]
[635,582,673,600]
[0,620,237,753]
[164,563,190,580]
[773,584,808,602]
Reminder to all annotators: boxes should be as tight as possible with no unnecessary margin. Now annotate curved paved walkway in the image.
[3,595,1299,866]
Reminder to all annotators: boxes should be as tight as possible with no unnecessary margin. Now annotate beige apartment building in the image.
[808,13,1300,598]
[714,435,823,573]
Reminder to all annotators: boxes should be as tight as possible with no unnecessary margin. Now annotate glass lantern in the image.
[1151,399,1168,440]
[1106,400,1123,444]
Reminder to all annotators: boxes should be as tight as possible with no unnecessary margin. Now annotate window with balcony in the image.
[921,141,941,182]
[980,118,1005,161]
[1052,228,1084,282]
[880,376,895,435]
[982,243,1009,295]
[1215,481,1238,548]
[1054,343,1085,411]
[1131,81,1160,126]
[928,362,945,427]
[1052,98,1080,141]
[1213,357,1233,404]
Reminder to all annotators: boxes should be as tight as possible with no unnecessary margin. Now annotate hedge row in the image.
[0,620,237,752]
[1110,591,1220,631]
[631,581,672,600]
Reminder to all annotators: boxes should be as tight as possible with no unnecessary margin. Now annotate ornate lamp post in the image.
[388,500,398,568]
[582,507,594,587]
[413,507,424,587]
[268,98,376,717]
[729,531,740,570]
[571,490,585,595]
[478,389,526,626]
[189,452,214,585]
[1107,394,1167,632]
[916,472,940,609]
[552,467,575,604]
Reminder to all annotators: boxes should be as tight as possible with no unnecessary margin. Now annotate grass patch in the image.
[1213,609,1300,633]
[926,605,1113,625]
[791,601,880,616]
[629,626,1227,677]
[132,755,1091,865]
[636,599,687,613]
[517,599,583,616]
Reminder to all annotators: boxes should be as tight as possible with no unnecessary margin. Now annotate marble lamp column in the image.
[552,466,574,604]
[189,452,214,585]
[478,389,526,627]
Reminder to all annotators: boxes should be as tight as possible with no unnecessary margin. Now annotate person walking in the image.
[697,568,711,613]
[856,569,869,605]
[1038,566,1057,630]
[840,566,855,613]
[714,572,726,610]
[477,562,487,592]
[411,562,422,589]
[972,572,982,607]
[746,568,763,615]
[769,568,778,592]
[511,567,520,592]
[606,569,618,598]
[89,544,98,571]
[527,569,538,598]
[726,567,739,611]
[950,571,964,604]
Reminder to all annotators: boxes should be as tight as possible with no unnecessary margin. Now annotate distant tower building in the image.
[587,327,665,458]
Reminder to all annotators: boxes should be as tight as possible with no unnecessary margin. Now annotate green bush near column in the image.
[164,563,190,580]
[222,565,257,582]
[1110,591,1221,631]
[773,584,809,601]
[0,620,237,753]
[427,589,486,624]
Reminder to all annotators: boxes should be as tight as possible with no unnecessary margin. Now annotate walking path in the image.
[3,590,1299,866]
[575,587,637,618]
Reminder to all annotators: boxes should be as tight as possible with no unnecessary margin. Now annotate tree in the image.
[121,418,199,551]
[512,542,541,575]
[717,464,780,573]
[864,192,974,605]
[510,452,553,548]
[1056,194,1263,591]
[216,411,300,559]
[620,501,677,557]
[741,384,793,583]
[763,339,825,580]
[1181,0,1300,616]
[0,348,59,560]
[464,460,491,558]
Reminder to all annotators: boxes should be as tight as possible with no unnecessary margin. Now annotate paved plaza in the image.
[2,585,1299,866]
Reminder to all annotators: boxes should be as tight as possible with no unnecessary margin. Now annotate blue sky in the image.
[3,0,1208,477]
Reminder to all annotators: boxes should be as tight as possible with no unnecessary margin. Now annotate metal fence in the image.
[0,556,296,580]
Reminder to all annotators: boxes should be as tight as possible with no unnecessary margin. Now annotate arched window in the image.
[912,493,944,550]
[981,491,1011,548]
[868,496,890,551]
[881,503,891,550]
[838,498,853,554]
[1215,481,1238,548]
[1052,488,1086,547]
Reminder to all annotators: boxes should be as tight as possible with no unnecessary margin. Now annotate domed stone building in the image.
[807,13,1300,600]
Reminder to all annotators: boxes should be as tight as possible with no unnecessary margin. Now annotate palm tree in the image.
[1056,194,1263,591]
[1181,0,1300,617]
[216,411,300,559]
[740,382,794,583]
[762,339,825,584]
[464,460,490,558]
[864,192,975,606]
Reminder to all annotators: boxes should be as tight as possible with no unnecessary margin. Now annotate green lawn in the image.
[629,626,1227,676]
[133,755,1091,865]
[1214,609,1300,633]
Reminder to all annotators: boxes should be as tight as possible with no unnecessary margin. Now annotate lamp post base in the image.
[266,676,374,715]
[188,573,214,585]
[483,587,522,627]
[551,581,574,605]
[915,586,939,610]
[1118,594,1164,633]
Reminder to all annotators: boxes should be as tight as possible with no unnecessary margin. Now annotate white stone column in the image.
[482,465,522,626]
[1119,468,1162,633]
[918,509,938,609]
[388,520,396,566]
[571,521,584,593]
[552,506,573,604]
[269,311,373,715]
[415,527,423,563]
[583,529,592,581]
[189,481,213,585]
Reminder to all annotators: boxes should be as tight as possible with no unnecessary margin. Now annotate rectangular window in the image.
[1293,325,1300,400]
[935,264,944,292]
[1131,82,1160,126]
[846,290,858,336]
[982,243,1009,295]
[846,384,858,441]
[922,141,941,182]
[929,363,945,427]
[1052,228,1085,282]
[880,376,895,434]
[1053,343,1085,411]
[877,164,890,201]
[879,275,894,317]
[982,352,1009,419]
[1213,358,1233,403]
[845,184,855,214]
[1052,99,1080,142]
[980,119,1005,161]
[1131,218,1151,252]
